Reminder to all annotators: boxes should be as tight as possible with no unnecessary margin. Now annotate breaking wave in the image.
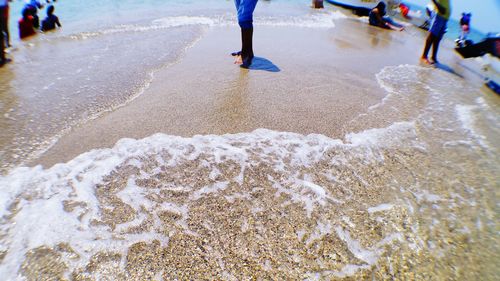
[67,12,346,40]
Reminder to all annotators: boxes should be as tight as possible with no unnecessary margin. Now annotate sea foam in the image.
[0,125,418,279]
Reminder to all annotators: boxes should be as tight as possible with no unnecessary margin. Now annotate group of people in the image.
[367,1,452,65]
[1,0,61,67]
[231,0,452,69]
[19,0,61,39]
[2,0,457,69]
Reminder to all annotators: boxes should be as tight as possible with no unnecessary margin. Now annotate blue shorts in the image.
[429,14,447,38]
[235,0,258,29]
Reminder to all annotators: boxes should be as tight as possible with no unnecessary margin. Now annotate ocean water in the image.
[0,1,499,280]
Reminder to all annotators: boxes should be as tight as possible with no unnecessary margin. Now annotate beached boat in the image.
[456,35,500,94]
[325,0,401,10]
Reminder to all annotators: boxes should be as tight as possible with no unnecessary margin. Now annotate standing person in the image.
[1,0,10,48]
[232,0,258,69]
[421,0,451,65]
[0,0,9,66]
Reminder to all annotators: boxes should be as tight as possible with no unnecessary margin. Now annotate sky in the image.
[408,0,500,34]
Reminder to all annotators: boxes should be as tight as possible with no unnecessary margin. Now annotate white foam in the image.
[256,11,346,28]
[345,121,417,147]
[455,104,489,148]
[455,105,478,134]
[367,203,394,214]
[0,125,428,279]
[411,189,442,204]
[305,221,333,245]
[328,227,402,277]
[69,11,346,40]
[335,227,379,265]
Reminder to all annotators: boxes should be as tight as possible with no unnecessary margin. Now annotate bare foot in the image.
[420,57,433,65]
[234,55,243,64]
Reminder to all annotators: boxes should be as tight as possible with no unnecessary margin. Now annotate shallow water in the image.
[1,64,499,279]
[1,0,343,171]
[1,1,499,280]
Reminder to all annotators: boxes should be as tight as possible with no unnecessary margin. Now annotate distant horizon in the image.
[407,0,500,34]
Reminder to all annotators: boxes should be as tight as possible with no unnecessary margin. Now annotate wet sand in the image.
[32,18,474,168]
[3,11,500,280]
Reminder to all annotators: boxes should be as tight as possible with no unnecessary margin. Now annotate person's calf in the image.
[431,37,442,64]
[239,27,254,68]
[421,34,434,60]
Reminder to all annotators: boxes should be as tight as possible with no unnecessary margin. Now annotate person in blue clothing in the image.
[41,5,61,32]
[231,0,258,69]
[421,0,451,65]
[455,12,471,47]
[23,0,43,29]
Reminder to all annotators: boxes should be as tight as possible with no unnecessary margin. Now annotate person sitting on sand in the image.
[19,8,36,39]
[40,5,60,32]
[369,2,404,31]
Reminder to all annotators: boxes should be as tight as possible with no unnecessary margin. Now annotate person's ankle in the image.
[1,57,11,65]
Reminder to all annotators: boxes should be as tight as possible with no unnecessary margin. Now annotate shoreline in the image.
[29,18,476,170]
[31,20,490,170]
[2,6,499,280]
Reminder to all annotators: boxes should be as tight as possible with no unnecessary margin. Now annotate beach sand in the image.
[33,18,464,168]
[2,6,499,280]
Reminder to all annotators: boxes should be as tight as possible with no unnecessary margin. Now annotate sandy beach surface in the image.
[1,2,499,280]
[33,19,474,168]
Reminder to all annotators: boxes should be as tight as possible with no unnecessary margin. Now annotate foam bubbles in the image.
[68,11,346,40]
[0,126,422,279]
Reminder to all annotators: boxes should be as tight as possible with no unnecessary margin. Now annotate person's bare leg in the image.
[0,13,5,65]
[421,33,434,64]
[0,34,4,64]
[240,26,253,68]
[234,27,244,64]
[387,23,404,31]
[431,36,442,64]
[2,13,9,48]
